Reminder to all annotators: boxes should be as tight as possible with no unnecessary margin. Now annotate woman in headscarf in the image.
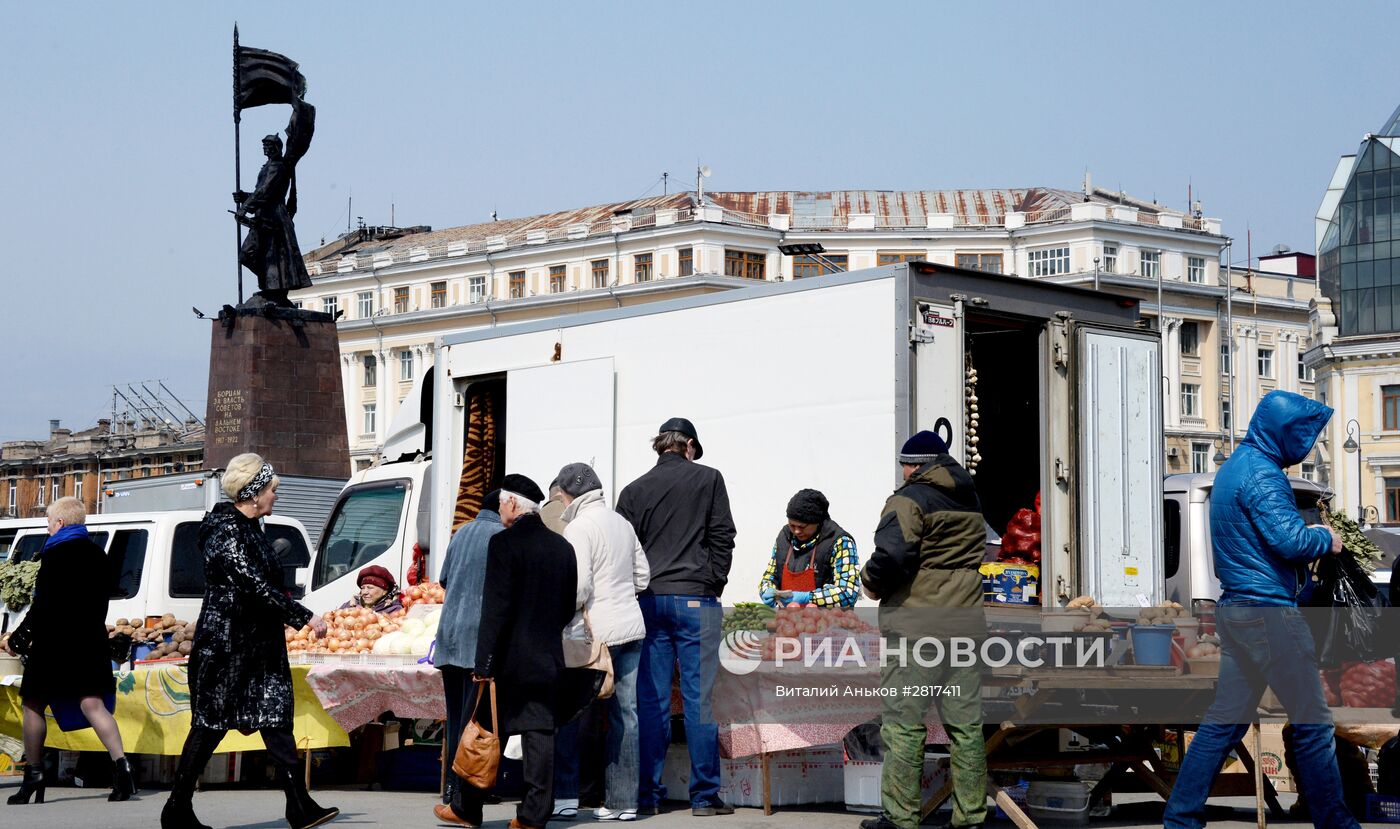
[339,565,404,615]
[161,453,339,829]
[758,489,861,608]
[3,497,134,805]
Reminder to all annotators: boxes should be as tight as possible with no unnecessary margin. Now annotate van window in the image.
[108,529,149,600]
[88,532,110,551]
[314,482,408,590]
[0,529,17,556]
[1163,499,1182,580]
[266,523,311,598]
[169,522,205,598]
[12,534,46,564]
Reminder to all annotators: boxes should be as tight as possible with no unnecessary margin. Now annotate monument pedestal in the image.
[204,306,349,476]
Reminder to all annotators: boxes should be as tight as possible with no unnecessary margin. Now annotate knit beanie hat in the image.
[500,473,545,505]
[357,564,396,591]
[552,462,603,497]
[786,489,829,524]
[898,430,949,465]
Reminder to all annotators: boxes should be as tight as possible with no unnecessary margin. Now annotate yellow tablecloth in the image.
[0,662,348,755]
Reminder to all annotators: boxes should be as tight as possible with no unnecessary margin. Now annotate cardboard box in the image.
[1256,723,1295,793]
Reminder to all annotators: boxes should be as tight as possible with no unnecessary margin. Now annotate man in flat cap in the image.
[617,418,736,817]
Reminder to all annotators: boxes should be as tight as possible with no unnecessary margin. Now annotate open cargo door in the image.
[912,301,965,462]
[1076,327,1163,607]
[506,358,617,498]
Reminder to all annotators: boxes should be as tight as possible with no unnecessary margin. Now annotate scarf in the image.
[43,524,91,550]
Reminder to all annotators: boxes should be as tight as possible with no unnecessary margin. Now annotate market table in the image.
[0,662,348,756]
[302,662,446,733]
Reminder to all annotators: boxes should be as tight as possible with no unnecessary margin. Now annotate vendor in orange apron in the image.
[757,489,862,608]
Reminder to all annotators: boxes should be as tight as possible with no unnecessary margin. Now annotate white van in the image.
[1163,472,1329,610]
[0,511,314,632]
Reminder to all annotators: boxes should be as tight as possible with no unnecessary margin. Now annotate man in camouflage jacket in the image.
[859,430,987,829]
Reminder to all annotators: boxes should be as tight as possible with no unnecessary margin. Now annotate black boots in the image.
[6,763,45,805]
[276,766,340,829]
[162,727,221,829]
[109,756,138,802]
[161,790,213,829]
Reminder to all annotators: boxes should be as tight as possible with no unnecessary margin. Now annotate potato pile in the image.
[286,606,402,656]
[1137,601,1189,626]
[109,614,195,660]
[1067,596,1114,632]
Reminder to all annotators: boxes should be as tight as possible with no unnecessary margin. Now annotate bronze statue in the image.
[234,97,315,307]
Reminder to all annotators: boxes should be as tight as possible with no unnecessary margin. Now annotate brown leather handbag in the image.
[451,678,500,789]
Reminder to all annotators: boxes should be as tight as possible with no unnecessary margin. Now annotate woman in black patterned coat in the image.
[161,454,339,829]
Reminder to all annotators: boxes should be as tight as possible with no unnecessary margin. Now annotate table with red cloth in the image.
[302,662,446,732]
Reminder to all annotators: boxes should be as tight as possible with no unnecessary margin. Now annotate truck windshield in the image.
[314,481,408,590]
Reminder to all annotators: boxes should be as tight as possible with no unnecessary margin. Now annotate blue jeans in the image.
[1163,600,1359,829]
[637,594,721,809]
[555,640,643,810]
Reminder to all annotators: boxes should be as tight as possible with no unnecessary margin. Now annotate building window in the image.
[6,482,13,511]
[550,264,567,293]
[74,478,83,501]
[362,403,376,436]
[1181,383,1200,418]
[1191,441,1212,474]
[363,354,377,387]
[322,296,338,317]
[430,281,447,308]
[1258,348,1274,379]
[468,275,486,303]
[1221,400,1232,432]
[292,300,303,309]
[955,252,1003,273]
[1141,250,1161,278]
[357,291,374,318]
[1180,321,1200,356]
[51,480,60,503]
[509,271,525,299]
[634,253,653,283]
[1383,385,1400,430]
[877,251,924,265]
[1187,256,1206,284]
[1103,244,1118,273]
[1388,477,1400,521]
[1027,246,1071,277]
[1301,462,1316,482]
[793,253,848,278]
[678,247,693,276]
[399,349,414,382]
[1298,354,1314,382]
[393,286,410,314]
[724,249,766,279]
[1220,340,1232,375]
[591,259,610,288]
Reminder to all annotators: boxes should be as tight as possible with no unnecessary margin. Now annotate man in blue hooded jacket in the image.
[1164,391,1355,829]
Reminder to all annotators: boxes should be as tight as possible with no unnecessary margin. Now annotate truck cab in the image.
[1163,472,1329,609]
[1,511,313,631]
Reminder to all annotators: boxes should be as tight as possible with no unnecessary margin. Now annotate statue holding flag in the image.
[231,30,316,307]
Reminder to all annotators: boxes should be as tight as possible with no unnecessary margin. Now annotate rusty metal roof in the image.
[306,188,1175,265]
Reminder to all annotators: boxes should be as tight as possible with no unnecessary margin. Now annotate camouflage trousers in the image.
[879,659,987,829]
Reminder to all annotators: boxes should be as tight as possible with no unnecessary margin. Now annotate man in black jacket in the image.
[442,474,577,829]
[617,418,736,817]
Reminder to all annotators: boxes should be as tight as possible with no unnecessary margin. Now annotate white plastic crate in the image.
[843,752,950,813]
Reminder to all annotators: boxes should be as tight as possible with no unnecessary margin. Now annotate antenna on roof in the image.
[697,164,711,201]
[663,172,669,195]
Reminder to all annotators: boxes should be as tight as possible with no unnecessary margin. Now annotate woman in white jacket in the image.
[552,463,650,822]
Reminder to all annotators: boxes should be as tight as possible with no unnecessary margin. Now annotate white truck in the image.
[303,262,1165,611]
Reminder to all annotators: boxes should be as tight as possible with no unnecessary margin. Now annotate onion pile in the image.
[287,606,401,655]
[399,582,445,612]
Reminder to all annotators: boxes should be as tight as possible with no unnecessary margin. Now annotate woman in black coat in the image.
[3,497,133,805]
[160,454,338,829]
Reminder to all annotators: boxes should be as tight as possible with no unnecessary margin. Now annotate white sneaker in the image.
[594,808,637,821]
[553,799,579,820]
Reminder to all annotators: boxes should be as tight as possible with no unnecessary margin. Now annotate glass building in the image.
[1316,105,1400,337]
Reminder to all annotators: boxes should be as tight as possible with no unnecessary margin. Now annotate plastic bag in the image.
[1309,551,1388,666]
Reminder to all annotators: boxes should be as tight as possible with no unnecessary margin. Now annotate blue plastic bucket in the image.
[133,643,155,662]
[1131,625,1175,665]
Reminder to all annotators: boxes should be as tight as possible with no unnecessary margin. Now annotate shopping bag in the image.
[452,678,500,789]
[1309,551,1388,666]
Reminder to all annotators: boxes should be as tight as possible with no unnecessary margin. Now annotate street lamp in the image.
[1213,442,1228,466]
[1093,256,1100,292]
[777,242,846,277]
[1342,418,1362,521]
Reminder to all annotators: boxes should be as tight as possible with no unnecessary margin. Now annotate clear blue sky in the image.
[2,2,1397,440]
